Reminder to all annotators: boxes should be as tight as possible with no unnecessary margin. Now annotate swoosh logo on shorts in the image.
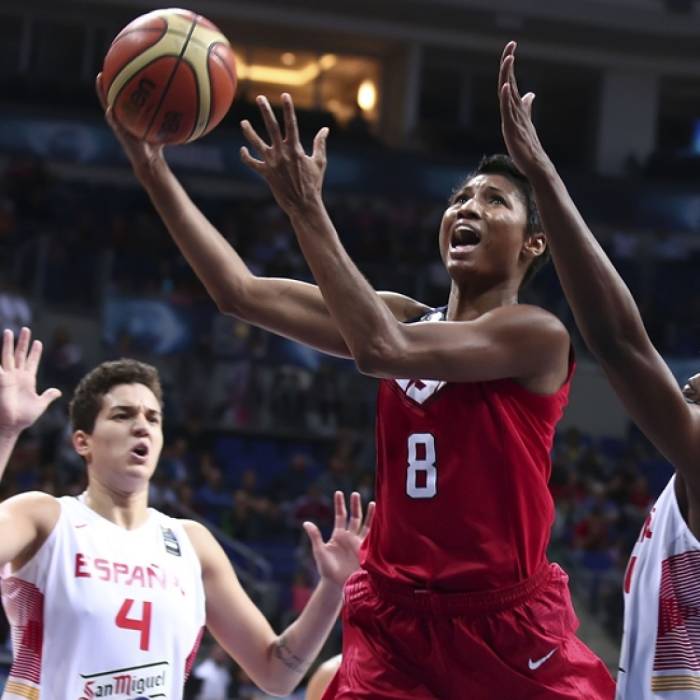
[528,647,557,671]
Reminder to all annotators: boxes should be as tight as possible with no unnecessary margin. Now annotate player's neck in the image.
[445,282,519,321]
[82,480,150,530]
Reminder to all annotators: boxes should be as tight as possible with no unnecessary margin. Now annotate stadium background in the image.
[0,0,699,696]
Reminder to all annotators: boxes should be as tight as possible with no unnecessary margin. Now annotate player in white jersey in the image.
[497,42,700,698]
[0,327,374,700]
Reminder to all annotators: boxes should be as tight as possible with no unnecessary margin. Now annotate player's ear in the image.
[72,430,91,457]
[523,231,547,260]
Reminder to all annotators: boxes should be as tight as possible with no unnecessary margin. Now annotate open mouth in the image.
[450,224,481,252]
[129,442,149,462]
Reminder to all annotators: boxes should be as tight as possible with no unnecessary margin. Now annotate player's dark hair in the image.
[458,154,549,287]
[70,359,163,433]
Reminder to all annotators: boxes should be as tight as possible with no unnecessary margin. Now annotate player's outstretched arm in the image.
[185,492,373,697]
[0,328,61,568]
[241,94,569,387]
[96,76,424,358]
[497,41,700,478]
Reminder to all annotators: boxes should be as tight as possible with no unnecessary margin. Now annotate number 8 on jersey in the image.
[406,433,437,499]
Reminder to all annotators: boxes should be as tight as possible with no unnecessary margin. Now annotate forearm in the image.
[289,200,402,367]
[530,163,647,358]
[0,430,20,482]
[136,161,253,314]
[266,578,343,694]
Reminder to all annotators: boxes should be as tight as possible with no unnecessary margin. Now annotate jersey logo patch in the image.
[395,378,446,404]
[161,527,181,557]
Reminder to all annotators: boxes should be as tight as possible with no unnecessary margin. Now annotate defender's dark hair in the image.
[69,359,163,433]
[456,153,549,287]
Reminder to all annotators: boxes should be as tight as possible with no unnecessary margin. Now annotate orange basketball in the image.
[101,8,237,144]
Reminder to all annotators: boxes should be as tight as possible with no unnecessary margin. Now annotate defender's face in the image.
[75,383,163,489]
[438,173,532,285]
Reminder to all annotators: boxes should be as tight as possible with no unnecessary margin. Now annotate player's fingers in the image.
[505,53,523,104]
[683,375,700,403]
[502,81,520,127]
[313,127,329,167]
[281,93,301,149]
[348,492,362,533]
[498,42,516,96]
[104,106,131,144]
[500,84,522,151]
[25,339,43,375]
[240,146,266,173]
[256,95,283,148]
[2,330,15,371]
[686,373,700,390]
[334,491,348,530]
[359,501,376,539]
[95,73,108,111]
[499,83,514,125]
[13,327,30,369]
[40,388,62,409]
[523,92,536,121]
[303,521,324,551]
[240,119,271,156]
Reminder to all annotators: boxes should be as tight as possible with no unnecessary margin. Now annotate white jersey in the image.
[617,474,700,698]
[0,496,206,700]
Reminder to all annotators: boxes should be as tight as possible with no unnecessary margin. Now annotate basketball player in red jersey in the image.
[498,42,700,698]
[0,327,373,698]
[100,70,614,697]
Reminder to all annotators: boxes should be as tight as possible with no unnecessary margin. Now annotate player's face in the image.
[439,173,533,285]
[75,383,163,490]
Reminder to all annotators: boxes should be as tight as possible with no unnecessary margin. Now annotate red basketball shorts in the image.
[322,564,615,699]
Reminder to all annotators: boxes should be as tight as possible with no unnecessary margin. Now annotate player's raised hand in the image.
[498,42,551,179]
[304,491,375,589]
[0,328,61,435]
[240,93,329,216]
[96,73,165,177]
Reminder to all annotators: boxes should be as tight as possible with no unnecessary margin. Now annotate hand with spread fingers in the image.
[304,491,375,590]
[95,73,166,178]
[498,42,552,180]
[0,328,61,435]
[240,94,329,217]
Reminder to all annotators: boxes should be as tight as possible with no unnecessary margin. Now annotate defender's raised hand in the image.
[240,94,329,216]
[0,328,61,435]
[304,491,375,589]
[498,42,550,179]
[96,73,165,178]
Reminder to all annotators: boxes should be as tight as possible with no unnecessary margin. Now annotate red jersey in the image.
[361,310,574,592]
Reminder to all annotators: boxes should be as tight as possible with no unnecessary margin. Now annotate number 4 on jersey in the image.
[116,598,152,650]
[406,433,437,499]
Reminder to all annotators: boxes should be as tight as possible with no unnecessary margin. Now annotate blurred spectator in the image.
[314,455,354,497]
[271,453,316,503]
[0,282,31,336]
[43,326,85,394]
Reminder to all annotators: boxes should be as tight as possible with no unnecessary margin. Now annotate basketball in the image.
[101,8,237,144]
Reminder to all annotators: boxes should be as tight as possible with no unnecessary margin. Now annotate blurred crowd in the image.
[550,425,673,640]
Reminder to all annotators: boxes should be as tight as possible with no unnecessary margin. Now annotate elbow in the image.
[248,669,297,698]
[213,279,255,320]
[216,295,246,320]
[259,682,296,698]
[354,338,402,377]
